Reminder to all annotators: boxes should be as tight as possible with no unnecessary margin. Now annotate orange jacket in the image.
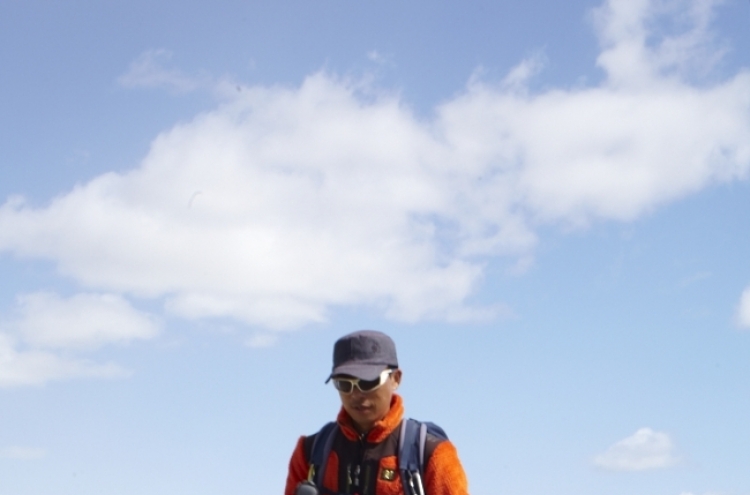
[284,395,469,495]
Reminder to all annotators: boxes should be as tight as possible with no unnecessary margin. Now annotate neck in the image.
[353,420,375,435]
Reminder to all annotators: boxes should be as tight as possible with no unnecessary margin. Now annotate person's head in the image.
[326,330,402,433]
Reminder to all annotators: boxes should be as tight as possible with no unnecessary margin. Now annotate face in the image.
[337,369,402,433]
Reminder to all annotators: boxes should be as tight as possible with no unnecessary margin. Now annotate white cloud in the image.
[591,0,725,86]
[0,293,155,387]
[736,287,750,328]
[0,79,498,328]
[8,292,160,350]
[0,333,130,388]
[0,446,47,460]
[117,49,207,93]
[594,427,681,471]
[1,0,749,332]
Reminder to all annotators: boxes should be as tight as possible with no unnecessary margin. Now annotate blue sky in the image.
[1,0,750,494]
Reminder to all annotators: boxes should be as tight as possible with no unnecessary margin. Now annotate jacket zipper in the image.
[358,433,369,495]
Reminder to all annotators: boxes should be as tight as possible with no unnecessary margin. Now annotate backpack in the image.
[307,418,448,495]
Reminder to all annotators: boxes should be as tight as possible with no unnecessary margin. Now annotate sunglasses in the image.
[332,369,394,394]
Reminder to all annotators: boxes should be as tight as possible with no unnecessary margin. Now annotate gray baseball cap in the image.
[325,330,399,382]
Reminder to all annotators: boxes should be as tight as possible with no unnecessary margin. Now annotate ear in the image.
[391,369,403,387]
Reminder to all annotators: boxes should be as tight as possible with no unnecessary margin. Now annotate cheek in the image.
[375,390,393,410]
[340,394,356,409]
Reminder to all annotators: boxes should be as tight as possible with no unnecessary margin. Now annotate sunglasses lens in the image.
[333,379,353,393]
[357,377,381,392]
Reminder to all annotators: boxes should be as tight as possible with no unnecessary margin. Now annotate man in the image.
[285,330,470,495]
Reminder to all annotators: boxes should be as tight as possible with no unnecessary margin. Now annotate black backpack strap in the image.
[308,421,338,488]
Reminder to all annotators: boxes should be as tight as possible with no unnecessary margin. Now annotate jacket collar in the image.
[337,394,404,443]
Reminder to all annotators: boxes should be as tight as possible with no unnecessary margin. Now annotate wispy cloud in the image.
[367,50,394,67]
[0,293,157,387]
[678,270,712,288]
[0,0,748,373]
[117,49,208,93]
[9,292,160,350]
[736,287,750,328]
[244,333,279,348]
[0,333,130,388]
[0,446,48,460]
[594,427,681,471]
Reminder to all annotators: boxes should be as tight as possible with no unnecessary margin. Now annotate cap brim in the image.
[325,363,386,383]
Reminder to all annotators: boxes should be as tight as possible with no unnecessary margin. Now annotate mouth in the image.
[352,403,373,414]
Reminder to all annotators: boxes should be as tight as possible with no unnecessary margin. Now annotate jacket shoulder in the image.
[422,423,449,467]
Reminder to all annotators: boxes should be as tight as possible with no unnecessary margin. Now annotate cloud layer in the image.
[0,0,749,384]
[594,427,680,471]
